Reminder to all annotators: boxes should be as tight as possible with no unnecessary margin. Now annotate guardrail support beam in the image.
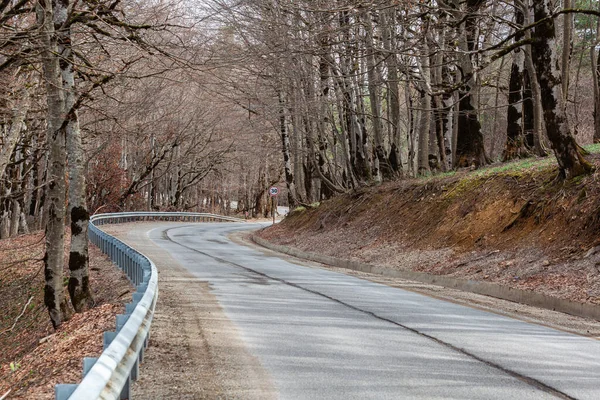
[56,384,78,400]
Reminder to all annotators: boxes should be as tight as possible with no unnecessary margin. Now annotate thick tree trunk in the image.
[39,0,68,329]
[59,13,94,312]
[530,0,592,179]
[504,5,528,161]
[452,0,489,168]
[522,68,535,148]
[523,3,548,156]
[382,8,402,175]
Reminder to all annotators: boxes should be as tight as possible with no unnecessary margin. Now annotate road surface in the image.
[112,222,600,399]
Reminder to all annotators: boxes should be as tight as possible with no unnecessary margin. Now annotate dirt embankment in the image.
[259,159,600,305]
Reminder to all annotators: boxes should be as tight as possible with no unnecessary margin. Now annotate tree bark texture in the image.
[451,0,489,168]
[278,92,298,208]
[504,4,530,160]
[39,0,68,329]
[0,90,30,183]
[530,0,593,178]
[593,15,600,142]
[363,9,385,182]
[56,2,94,312]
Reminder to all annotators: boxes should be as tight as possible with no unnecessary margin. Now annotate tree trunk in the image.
[339,10,371,183]
[278,92,298,208]
[530,0,593,179]
[149,134,157,210]
[431,24,450,172]
[417,38,431,175]
[382,8,402,175]
[593,15,600,142]
[452,0,489,168]
[504,4,527,161]
[10,200,20,237]
[523,2,548,156]
[0,213,8,239]
[58,9,94,311]
[0,89,30,182]
[363,9,385,181]
[561,0,573,103]
[417,28,431,175]
[39,0,68,329]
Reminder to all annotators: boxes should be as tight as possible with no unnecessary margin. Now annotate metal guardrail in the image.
[55,212,244,400]
[91,212,244,225]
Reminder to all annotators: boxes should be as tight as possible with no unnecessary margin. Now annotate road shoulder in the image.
[107,223,277,400]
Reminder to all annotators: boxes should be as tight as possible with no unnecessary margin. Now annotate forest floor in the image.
[0,231,133,399]
[259,149,600,307]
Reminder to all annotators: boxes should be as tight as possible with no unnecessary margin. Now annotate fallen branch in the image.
[1,389,11,400]
[39,333,56,344]
[0,296,33,335]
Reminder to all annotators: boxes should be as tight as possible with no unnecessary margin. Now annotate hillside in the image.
[0,232,132,399]
[259,151,600,305]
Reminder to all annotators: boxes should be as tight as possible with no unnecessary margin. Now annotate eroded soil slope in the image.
[260,157,600,304]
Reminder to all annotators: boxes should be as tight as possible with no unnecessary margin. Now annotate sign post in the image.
[269,186,279,225]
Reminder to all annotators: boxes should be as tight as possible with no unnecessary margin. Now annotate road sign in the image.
[269,186,279,197]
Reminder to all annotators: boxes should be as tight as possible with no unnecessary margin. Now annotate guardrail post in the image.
[123,247,129,278]
[140,337,146,362]
[120,376,131,400]
[55,384,78,400]
[103,331,117,349]
[83,357,98,377]
[116,314,129,331]
[131,357,139,381]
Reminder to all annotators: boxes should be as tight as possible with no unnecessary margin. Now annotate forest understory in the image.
[0,232,133,399]
[259,151,600,306]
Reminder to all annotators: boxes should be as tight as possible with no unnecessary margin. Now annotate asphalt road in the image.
[131,222,600,399]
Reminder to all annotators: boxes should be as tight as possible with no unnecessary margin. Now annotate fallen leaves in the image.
[0,230,133,399]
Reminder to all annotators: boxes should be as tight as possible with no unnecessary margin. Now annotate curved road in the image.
[115,222,600,399]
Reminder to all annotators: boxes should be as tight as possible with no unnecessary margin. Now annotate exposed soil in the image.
[259,156,600,306]
[0,231,133,399]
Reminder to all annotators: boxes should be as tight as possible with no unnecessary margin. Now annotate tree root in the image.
[502,200,534,232]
